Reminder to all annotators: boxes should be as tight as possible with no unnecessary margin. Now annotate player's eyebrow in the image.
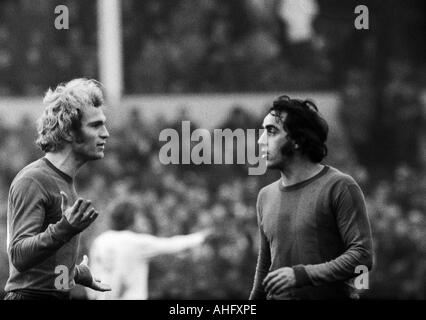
[88,119,106,126]
[263,123,279,131]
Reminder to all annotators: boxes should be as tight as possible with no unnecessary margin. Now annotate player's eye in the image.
[267,128,276,135]
[92,121,104,128]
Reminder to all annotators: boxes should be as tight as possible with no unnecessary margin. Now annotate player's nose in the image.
[258,130,267,145]
[100,126,110,139]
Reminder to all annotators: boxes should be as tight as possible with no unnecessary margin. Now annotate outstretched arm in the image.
[134,230,210,259]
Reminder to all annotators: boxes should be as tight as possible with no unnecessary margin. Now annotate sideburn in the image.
[281,139,296,157]
[71,109,84,144]
[72,129,86,144]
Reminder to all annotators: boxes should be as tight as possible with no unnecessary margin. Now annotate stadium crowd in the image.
[0,104,424,299]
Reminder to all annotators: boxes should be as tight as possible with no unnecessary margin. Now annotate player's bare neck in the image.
[45,149,84,179]
[280,159,324,187]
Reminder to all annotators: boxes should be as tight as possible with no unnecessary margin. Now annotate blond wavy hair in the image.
[36,78,104,152]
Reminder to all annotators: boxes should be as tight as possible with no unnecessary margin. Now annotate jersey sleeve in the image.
[7,177,80,272]
[298,178,374,287]
[249,190,271,300]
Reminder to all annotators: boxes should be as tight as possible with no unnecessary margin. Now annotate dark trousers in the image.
[4,291,28,300]
[4,290,69,300]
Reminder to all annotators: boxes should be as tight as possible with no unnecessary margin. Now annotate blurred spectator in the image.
[87,196,211,300]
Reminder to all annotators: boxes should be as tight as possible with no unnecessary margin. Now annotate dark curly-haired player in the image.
[250,95,373,300]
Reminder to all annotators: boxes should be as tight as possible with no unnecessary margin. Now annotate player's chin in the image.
[91,151,105,160]
[266,159,278,169]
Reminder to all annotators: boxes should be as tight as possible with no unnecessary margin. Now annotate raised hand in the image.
[76,255,111,292]
[60,191,99,231]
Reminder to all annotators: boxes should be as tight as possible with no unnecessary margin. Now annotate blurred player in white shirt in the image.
[86,197,210,300]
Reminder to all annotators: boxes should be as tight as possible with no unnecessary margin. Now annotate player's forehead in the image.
[81,106,106,123]
[262,112,287,129]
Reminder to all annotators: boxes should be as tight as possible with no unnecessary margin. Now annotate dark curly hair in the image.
[269,95,329,163]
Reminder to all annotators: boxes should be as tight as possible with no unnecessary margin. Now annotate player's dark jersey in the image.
[250,165,373,300]
[5,158,81,299]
